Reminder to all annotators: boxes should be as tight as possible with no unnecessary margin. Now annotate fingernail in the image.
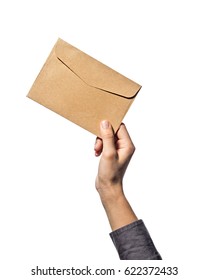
[101,120,109,129]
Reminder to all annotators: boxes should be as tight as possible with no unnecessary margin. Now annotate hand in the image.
[95,120,135,198]
[94,120,138,230]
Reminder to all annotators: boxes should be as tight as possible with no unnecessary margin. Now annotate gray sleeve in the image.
[110,220,162,260]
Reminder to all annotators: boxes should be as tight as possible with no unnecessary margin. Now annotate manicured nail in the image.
[101,120,109,129]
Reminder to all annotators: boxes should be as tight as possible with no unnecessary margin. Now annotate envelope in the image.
[27,38,142,137]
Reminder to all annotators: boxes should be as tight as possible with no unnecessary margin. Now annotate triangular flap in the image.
[55,38,141,98]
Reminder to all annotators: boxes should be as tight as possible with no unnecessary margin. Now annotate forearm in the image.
[99,185,138,231]
[99,188,162,260]
[95,121,161,260]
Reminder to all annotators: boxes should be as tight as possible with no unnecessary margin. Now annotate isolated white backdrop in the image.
[0,0,208,279]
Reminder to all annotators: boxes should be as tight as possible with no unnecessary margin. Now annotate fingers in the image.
[116,123,133,142]
[94,121,134,158]
[116,123,135,154]
[94,121,115,157]
[99,120,116,158]
[94,137,103,156]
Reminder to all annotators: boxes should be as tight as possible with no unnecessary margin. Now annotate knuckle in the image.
[127,144,136,155]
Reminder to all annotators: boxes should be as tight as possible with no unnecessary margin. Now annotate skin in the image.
[94,120,138,231]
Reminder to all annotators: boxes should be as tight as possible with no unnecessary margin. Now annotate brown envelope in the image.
[27,38,141,137]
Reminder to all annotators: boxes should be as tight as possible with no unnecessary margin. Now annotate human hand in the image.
[94,120,135,203]
[94,120,137,230]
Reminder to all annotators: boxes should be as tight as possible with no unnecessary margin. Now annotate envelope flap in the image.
[55,39,141,98]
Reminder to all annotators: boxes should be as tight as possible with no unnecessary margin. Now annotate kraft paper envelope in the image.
[27,38,142,137]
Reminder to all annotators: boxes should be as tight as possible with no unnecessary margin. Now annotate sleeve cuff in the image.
[110,220,162,260]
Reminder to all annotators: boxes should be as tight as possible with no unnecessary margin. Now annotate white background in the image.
[0,0,208,279]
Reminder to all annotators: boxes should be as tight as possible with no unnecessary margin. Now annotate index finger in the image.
[116,123,134,143]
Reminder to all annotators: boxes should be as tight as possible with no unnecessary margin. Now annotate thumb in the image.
[100,120,116,156]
